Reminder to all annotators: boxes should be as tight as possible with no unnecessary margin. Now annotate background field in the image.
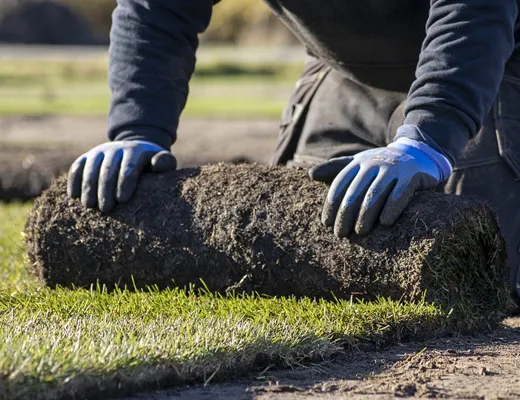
[0,54,303,118]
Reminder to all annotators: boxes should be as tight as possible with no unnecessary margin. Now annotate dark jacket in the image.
[107,0,519,164]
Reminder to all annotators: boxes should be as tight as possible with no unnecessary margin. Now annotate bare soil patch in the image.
[128,318,520,400]
[0,116,279,201]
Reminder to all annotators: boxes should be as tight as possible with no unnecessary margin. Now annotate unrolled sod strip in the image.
[25,163,511,323]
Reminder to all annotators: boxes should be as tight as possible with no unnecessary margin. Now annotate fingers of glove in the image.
[333,168,379,237]
[97,150,124,214]
[116,150,151,204]
[355,171,398,236]
[321,163,360,227]
[379,178,418,227]
[150,151,177,173]
[67,156,87,199]
[81,152,105,208]
[308,157,354,183]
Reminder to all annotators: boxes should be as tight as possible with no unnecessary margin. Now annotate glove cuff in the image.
[389,137,453,181]
[112,128,172,151]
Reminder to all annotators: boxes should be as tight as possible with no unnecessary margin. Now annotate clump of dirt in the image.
[0,144,79,202]
[25,163,510,326]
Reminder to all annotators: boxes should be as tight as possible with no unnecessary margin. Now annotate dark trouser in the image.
[271,57,520,298]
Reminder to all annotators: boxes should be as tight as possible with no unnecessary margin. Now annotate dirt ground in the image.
[127,318,520,400]
[0,115,279,201]
[0,115,279,165]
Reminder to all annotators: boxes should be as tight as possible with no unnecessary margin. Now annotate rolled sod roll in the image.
[25,163,509,313]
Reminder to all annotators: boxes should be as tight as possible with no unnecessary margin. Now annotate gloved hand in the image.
[309,137,452,237]
[67,140,177,213]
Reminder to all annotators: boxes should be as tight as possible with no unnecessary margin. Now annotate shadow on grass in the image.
[3,318,457,400]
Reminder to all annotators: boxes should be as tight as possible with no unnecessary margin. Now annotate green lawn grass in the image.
[0,59,299,118]
[0,203,459,400]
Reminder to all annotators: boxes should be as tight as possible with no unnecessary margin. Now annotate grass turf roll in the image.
[25,163,510,324]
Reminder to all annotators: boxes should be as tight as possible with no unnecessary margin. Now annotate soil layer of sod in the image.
[26,163,511,330]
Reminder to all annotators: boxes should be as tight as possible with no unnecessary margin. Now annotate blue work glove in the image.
[309,137,452,237]
[67,140,177,213]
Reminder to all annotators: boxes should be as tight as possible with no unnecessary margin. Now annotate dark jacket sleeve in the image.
[395,0,518,164]
[107,0,215,150]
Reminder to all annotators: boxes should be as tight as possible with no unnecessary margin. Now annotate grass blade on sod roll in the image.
[25,163,511,331]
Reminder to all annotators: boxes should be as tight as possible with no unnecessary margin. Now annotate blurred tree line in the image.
[59,0,296,44]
